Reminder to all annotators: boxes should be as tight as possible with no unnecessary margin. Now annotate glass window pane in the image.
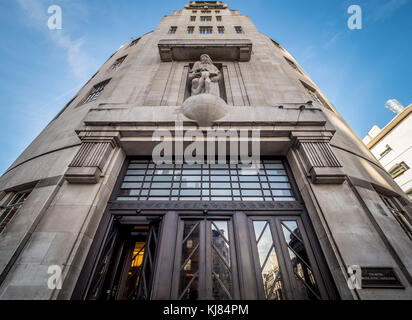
[149,190,170,196]
[181,182,202,188]
[153,176,173,182]
[211,221,233,299]
[241,189,262,196]
[281,221,321,300]
[150,182,172,189]
[272,190,292,196]
[211,183,231,189]
[240,183,261,189]
[270,182,291,189]
[239,176,259,182]
[124,176,144,182]
[267,170,286,175]
[121,183,142,189]
[179,222,200,300]
[181,189,201,196]
[211,189,232,196]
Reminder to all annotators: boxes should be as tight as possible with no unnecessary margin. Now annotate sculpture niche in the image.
[182,54,228,126]
[188,54,221,97]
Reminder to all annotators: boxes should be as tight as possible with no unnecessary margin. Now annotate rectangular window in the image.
[169,26,177,34]
[82,79,111,105]
[200,26,213,34]
[380,194,412,240]
[116,160,296,202]
[218,26,225,34]
[272,39,283,50]
[190,16,196,21]
[200,16,212,22]
[187,26,195,34]
[235,26,244,34]
[192,10,197,13]
[379,145,392,159]
[111,55,127,70]
[129,38,139,47]
[389,162,409,179]
[284,57,303,75]
[215,10,220,13]
[216,16,222,22]
[201,10,211,14]
[406,189,412,201]
[301,81,333,111]
[0,190,32,233]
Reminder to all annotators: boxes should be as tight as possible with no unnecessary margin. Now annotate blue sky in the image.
[0,0,411,175]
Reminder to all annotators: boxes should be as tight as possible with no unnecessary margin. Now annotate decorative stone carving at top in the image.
[188,54,221,97]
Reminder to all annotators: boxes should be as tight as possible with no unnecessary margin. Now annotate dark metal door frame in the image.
[171,215,241,300]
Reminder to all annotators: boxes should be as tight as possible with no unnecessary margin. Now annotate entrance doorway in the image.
[73,159,337,300]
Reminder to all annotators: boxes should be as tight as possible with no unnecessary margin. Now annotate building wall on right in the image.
[363,104,412,200]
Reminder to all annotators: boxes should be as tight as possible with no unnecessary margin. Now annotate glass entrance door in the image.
[171,218,240,300]
[249,216,328,300]
[86,222,159,300]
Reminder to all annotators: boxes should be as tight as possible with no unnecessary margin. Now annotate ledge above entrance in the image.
[158,39,253,62]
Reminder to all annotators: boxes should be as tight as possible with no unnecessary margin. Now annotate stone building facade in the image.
[0,1,411,300]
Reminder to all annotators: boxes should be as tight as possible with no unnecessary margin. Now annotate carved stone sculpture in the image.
[188,54,221,96]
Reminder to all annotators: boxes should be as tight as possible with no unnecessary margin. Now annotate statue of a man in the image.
[188,54,221,96]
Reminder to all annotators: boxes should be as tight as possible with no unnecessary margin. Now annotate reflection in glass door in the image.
[86,223,159,300]
[250,217,327,300]
[172,218,240,300]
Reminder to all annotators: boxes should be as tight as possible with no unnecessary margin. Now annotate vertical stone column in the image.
[65,132,120,184]
[151,211,178,300]
[291,131,345,184]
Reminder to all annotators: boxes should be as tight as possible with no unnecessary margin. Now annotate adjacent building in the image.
[363,102,412,235]
[0,1,411,300]
[363,102,412,201]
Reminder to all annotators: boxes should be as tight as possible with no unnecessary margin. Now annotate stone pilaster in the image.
[65,132,120,184]
[291,132,345,184]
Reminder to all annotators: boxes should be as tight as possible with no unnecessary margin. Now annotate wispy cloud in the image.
[16,0,94,80]
[370,0,409,21]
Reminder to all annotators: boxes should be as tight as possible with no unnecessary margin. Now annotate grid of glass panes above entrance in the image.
[117,160,295,202]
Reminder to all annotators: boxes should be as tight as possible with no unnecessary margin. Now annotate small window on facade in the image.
[200,26,213,34]
[0,190,32,233]
[201,16,212,22]
[216,16,222,21]
[218,26,225,34]
[129,38,139,47]
[111,56,127,70]
[169,26,177,34]
[190,16,196,21]
[379,145,392,159]
[82,79,111,105]
[406,189,412,201]
[235,26,244,34]
[272,39,283,50]
[201,10,211,14]
[187,26,195,34]
[389,162,409,179]
[380,194,412,240]
[284,57,303,75]
[192,10,197,13]
[301,81,333,111]
[215,10,220,13]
